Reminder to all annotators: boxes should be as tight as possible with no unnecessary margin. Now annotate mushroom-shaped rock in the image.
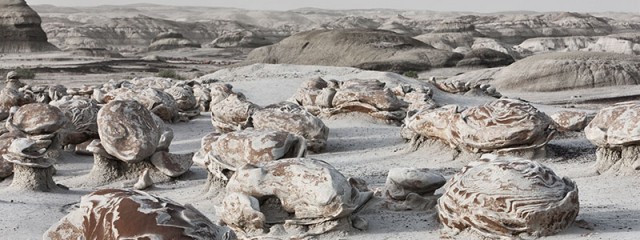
[220,158,372,237]
[585,101,640,174]
[44,189,235,240]
[252,103,329,152]
[50,97,100,145]
[4,103,67,191]
[97,100,160,163]
[550,110,588,132]
[438,155,579,238]
[193,129,307,182]
[384,168,446,200]
[105,87,180,123]
[210,93,260,133]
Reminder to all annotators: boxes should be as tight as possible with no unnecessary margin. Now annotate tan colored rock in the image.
[221,158,372,237]
[210,93,260,133]
[50,97,100,145]
[3,103,67,191]
[193,129,306,181]
[585,101,640,174]
[438,155,579,238]
[165,85,199,118]
[384,168,446,201]
[449,98,555,153]
[97,100,160,163]
[150,151,193,177]
[0,0,59,53]
[252,103,329,152]
[331,79,407,124]
[44,189,235,240]
[550,110,588,132]
[403,99,555,155]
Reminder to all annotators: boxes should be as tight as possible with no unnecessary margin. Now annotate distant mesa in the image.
[491,52,640,92]
[0,0,59,53]
[244,28,463,73]
[148,32,201,51]
[456,48,515,68]
[209,31,274,48]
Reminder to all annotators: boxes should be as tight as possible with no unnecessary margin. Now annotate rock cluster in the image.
[219,158,372,238]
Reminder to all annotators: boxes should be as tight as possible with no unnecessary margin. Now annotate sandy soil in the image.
[0,63,639,240]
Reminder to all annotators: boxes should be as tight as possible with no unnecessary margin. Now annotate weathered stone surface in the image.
[492,52,640,92]
[150,151,193,177]
[193,129,306,181]
[252,103,329,152]
[384,168,446,201]
[148,32,201,51]
[97,100,160,163]
[550,110,588,132]
[0,0,59,53]
[455,48,515,68]
[210,93,260,133]
[221,158,372,236]
[10,103,67,135]
[210,31,273,48]
[585,101,640,147]
[245,29,462,73]
[50,97,100,145]
[44,189,235,240]
[438,155,579,238]
[403,99,555,154]
[585,101,640,174]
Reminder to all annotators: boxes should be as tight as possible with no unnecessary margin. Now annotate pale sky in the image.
[26,0,640,13]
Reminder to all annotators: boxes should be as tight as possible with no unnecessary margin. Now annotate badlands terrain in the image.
[2,1,640,239]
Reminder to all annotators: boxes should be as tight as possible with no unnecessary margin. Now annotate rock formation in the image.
[290,78,409,124]
[455,48,515,68]
[550,110,589,132]
[585,101,640,175]
[0,0,58,53]
[86,100,191,186]
[491,52,640,92]
[402,98,555,157]
[44,189,235,240]
[244,29,463,73]
[148,32,201,51]
[438,155,579,238]
[252,102,329,153]
[0,71,33,121]
[219,158,372,239]
[4,103,67,192]
[383,168,446,211]
[210,31,273,48]
[193,129,307,182]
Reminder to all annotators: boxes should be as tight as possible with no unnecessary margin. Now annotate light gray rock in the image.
[0,0,58,53]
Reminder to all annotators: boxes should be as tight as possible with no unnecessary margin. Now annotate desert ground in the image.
[2,1,640,240]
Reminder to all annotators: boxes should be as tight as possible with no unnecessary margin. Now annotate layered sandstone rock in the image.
[0,0,58,53]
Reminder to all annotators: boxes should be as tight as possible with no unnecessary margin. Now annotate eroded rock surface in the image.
[44,189,235,240]
[438,155,579,238]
